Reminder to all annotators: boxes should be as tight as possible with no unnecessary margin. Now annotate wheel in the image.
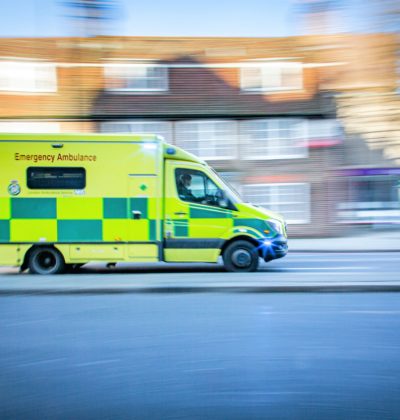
[222,240,259,272]
[29,247,65,275]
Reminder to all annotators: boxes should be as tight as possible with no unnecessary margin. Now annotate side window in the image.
[189,173,207,201]
[27,167,86,189]
[175,168,231,209]
[205,177,219,196]
[176,168,206,203]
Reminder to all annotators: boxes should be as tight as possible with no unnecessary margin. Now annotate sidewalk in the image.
[289,229,400,252]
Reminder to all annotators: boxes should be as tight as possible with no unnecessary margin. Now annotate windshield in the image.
[210,168,243,204]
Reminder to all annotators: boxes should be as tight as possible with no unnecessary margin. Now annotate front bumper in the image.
[258,235,288,262]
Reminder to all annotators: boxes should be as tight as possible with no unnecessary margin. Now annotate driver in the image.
[177,173,197,202]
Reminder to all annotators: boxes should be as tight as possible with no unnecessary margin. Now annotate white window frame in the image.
[0,122,60,133]
[100,120,173,143]
[104,64,169,93]
[240,62,303,93]
[0,60,57,93]
[240,118,308,160]
[175,119,238,161]
[243,182,311,224]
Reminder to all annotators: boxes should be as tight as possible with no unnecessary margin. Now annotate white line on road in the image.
[279,267,373,271]
[75,359,121,367]
[285,257,400,262]
[343,311,400,315]
[17,358,67,367]
[260,310,400,316]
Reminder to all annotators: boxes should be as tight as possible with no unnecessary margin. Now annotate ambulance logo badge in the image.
[8,180,21,196]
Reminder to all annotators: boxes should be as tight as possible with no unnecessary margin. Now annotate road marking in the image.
[184,367,226,373]
[343,310,400,315]
[261,310,400,316]
[17,358,67,367]
[260,270,400,276]
[288,253,400,258]
[279,267,372,271]
[75,359,121,367]
[208,391,310,396]
[285,258,400,262]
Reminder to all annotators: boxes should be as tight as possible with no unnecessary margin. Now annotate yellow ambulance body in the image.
[0,133,288,273]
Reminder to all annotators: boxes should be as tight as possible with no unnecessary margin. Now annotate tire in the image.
[29,247,65,275]
[222,240,259,272]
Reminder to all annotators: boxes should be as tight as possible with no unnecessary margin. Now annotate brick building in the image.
[0,35,398,236]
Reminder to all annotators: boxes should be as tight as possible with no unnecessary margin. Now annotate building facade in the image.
[0,35,398,236]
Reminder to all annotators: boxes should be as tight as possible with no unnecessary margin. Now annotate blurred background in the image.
[0,0,399,237]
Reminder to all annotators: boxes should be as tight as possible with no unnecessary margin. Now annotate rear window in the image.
[27,167,86,190]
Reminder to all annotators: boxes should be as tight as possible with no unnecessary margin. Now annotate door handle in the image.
[132,210,142,219]
[174,212,187,216]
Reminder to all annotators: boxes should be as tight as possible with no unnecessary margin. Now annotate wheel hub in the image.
[232,249,252,268]
[38,252,56,270]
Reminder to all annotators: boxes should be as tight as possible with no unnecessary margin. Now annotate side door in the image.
[126,175,161,261]
[164,161,234,262]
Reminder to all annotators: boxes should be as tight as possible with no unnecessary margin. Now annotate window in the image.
[0,61,57,93]
[338,176,400,224]
[0,122,60,133]
[240,63,302,92]
[240,119,307,159]
[242,183,310,224]
[175,120,237,160]
[308,119,341,140]
[104,65,168,92]
[27,167,86,190]
[175,168,231,209]
[101,121,172,143]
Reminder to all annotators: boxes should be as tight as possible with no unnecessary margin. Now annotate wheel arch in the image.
[220,235,260,256]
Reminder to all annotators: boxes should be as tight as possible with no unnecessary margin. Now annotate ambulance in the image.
[0,133,288,274]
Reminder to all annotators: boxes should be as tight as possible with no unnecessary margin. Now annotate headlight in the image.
[267,219,284,235]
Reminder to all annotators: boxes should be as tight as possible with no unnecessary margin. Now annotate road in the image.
[0,253,400,293]
[0,253,400,419]
[1,292,400,419]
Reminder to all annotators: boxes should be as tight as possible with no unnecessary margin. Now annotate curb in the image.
[1,284,400,295]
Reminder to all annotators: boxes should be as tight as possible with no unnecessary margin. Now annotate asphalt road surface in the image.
[0,252,400,419]
[1,293,400,419]
[0,253,399,292]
